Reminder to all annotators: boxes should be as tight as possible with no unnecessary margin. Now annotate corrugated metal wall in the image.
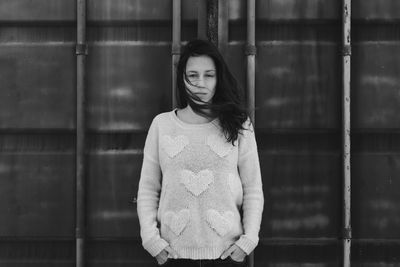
[0,0,399,266]
[351,1,400,265]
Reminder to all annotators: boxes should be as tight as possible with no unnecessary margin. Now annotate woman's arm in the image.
[137,117,169,257]
[235,120,264,255]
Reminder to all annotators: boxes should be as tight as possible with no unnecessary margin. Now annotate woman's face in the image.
[184,55,217,104]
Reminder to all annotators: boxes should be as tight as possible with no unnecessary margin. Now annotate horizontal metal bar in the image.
[259,238,339,245]
[2,238,400,243]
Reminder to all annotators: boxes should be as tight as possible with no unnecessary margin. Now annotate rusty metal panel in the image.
[225,42,341,130]
[352,154,400,239]
[353,0,400,19]
[87,152,141,238]
[86,240,152,267]
[256,0,340,20]
[88,0,171,21]
[0,153,75,237]
[0,44,75,129]
[86,0,197,22]
[0,26,75,43]
[352,240,400,266]
[350,0,400,265]
[0,240,74,267]
[87,44,172,131]
[255,241,339,266]
[255,42,341,129]
[0,0,75,22]
[259,152,341,238]
[181,0,199,21]
[224,44,246,89]
[224,25,343,265]
[228,0,340,20]
[352,43,400,129]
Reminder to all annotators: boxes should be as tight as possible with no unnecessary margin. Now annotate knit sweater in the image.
[137,110,264,260]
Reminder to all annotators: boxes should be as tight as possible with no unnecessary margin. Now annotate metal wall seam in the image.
[76,0,87,266]
[342,0,352,266]
[172,0,181,108]
[246,0,256,266]
[246,0,256,126]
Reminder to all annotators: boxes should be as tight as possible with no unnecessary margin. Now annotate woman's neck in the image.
[177,105,214,124]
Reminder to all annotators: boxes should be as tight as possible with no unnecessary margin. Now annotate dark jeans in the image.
[158,257,247,267]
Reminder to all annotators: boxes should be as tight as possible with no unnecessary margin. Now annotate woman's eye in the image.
[188,74,198,79]
[206,74,215,78]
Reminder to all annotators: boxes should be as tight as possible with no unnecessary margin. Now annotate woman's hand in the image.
[155,246,179,265]
[220,244,247,262]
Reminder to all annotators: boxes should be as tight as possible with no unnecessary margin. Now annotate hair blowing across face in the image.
[176,39,250,144]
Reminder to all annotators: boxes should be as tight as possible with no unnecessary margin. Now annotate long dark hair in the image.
[176,39,249,144]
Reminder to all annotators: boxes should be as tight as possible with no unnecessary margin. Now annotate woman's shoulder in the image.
[150,110,175,126]
[240,117,254,133]
[237,117,256,143]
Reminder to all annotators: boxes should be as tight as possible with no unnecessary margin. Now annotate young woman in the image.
[137,39,264,267]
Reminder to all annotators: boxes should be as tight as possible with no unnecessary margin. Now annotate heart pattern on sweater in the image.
[206,134,235,157]
[164,209,190,236]
[181,169,214,197]
[161,135,189,158]
[206,209,234,236]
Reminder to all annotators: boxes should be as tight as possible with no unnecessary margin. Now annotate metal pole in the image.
[172,0,181,108]
[76,0,88,266]
[198,0,207,39]
[198,0,218,46]
[217,0,228,57]
[206,0,218,45]
[342,0,352,266]
[246,0,256,266]
[246,0,256,125]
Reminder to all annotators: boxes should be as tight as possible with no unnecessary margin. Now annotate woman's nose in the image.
[195,77,205,87]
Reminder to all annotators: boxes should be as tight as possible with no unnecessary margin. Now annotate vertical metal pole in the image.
[246,0,256,125]
[76,0,87,266]
[198,0,207,39]
[198,0,218,46]
[342,0,352,266]
[206,0,218,45]
[217,0,228,57]
[246,0,256,266]
[172,0,181,108]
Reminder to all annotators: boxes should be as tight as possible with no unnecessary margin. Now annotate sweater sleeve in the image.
[235,119,264,255]
[137,116,169,257]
